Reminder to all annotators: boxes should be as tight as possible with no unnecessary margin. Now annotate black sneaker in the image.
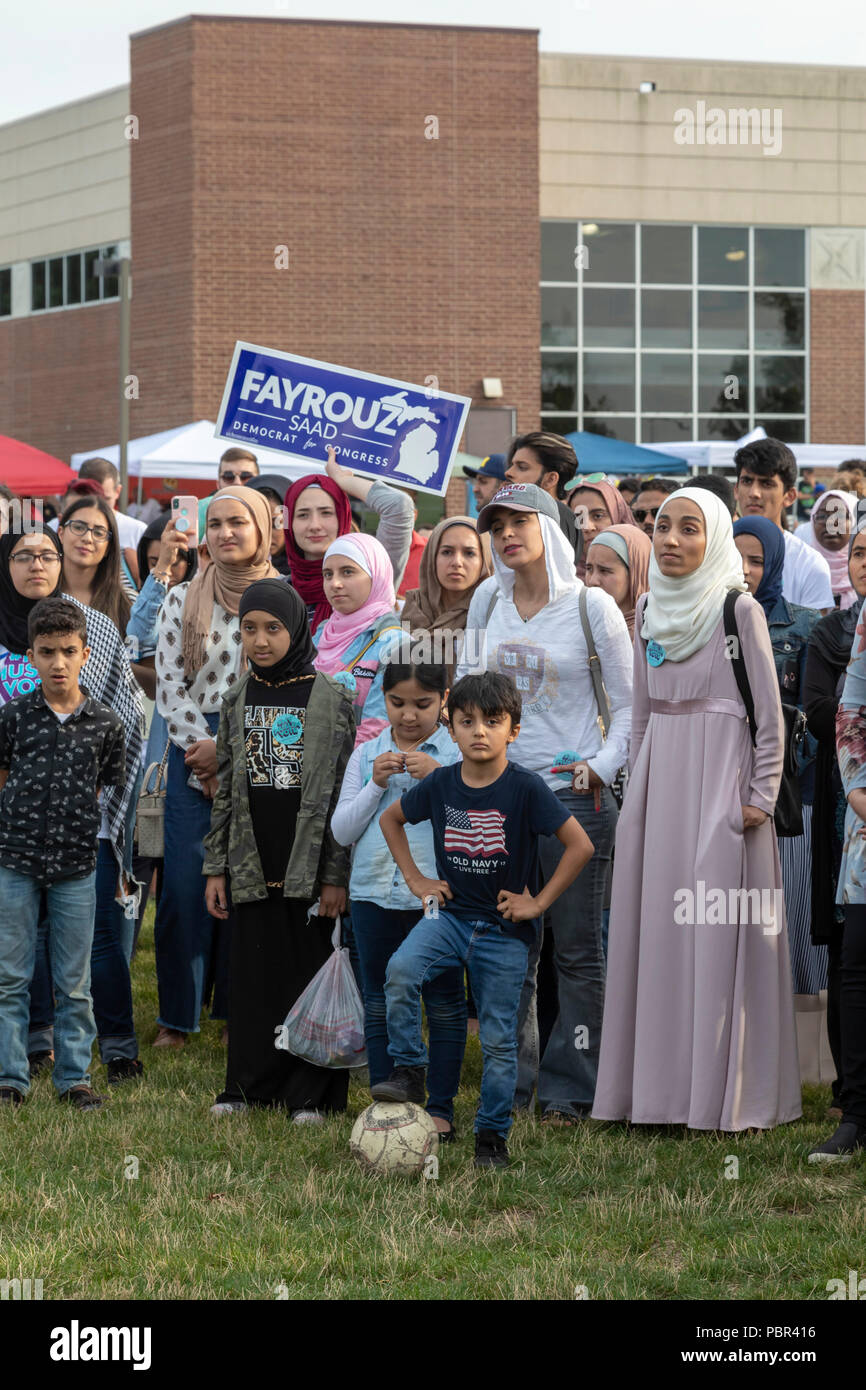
[106,1057,144,1086]
[0,1087,24,1106]
[474,1128,509,1168]
[28,1050,54,1076]
[808,1121,866,1163]
[59,1085,105,1112]
[370,1066,426,1105]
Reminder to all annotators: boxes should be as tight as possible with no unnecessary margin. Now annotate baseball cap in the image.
[476,482,560,533]
[463,453,507,482]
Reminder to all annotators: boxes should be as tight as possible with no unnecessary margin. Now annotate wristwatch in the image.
[152,569,172,586]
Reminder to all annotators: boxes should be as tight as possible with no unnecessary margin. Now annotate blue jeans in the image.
[27,764,143,1056]
[351,901,467,1122]
[516,787,616,1117]
[155,716,229,1032]
[91,838,138,1062]
[0,865,97,1095]
[384,909,528,1136]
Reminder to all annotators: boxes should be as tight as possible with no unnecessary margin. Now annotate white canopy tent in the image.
[72,420,326,486]
[138,420,324,483]
[71,423,193,476]
[642,439,866,474]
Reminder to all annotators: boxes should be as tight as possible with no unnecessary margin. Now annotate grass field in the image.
[0,906,861,1302]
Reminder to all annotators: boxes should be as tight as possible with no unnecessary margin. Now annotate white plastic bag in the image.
[279,913,368,1069]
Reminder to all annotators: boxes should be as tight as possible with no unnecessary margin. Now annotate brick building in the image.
[1,16,865,506]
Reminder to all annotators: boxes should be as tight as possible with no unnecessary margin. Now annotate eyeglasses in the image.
[63,518,110,542]
[632,507,662,524]
[220,470,256,484]
[10,551,62,567]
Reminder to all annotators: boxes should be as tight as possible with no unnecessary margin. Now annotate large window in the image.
[540,222,808,443]
[29,246,119,313]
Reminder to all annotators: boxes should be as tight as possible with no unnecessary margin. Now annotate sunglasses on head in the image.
[220,470,256,484]
[632,506,662,524]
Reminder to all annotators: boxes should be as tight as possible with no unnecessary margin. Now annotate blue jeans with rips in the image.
[0,865,97,1095]
[384,909,528,1136]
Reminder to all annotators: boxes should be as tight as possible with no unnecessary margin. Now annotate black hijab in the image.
[808,512,866,671]
[0,528,63,655]
[136,511,197,590]
[246,475,291,575]
[238,578,317,682]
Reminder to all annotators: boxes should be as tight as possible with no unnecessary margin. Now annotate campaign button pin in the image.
[646,640,666,667]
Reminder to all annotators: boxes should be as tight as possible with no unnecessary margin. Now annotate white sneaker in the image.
[209,1100,247,1116]
[292,1109,325,1126]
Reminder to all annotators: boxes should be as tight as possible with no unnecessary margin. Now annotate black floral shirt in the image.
[0,687,126,885]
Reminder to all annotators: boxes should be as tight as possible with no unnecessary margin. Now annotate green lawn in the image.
[0,907,860,1301]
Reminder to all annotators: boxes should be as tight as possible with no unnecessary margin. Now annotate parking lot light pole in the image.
[94,255,131,510]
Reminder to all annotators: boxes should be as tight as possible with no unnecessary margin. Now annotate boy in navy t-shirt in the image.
[376,672,594,1167]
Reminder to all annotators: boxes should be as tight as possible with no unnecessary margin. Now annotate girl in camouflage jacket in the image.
[203,579,356,1119]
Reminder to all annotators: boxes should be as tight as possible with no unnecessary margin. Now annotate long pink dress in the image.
[592,592,802,1130]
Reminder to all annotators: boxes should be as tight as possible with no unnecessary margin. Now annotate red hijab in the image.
[283,475,353,631]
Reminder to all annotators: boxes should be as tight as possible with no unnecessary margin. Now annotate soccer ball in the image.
[349,1102,439,1177]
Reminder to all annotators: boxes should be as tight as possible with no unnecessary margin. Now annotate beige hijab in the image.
[400,516,492,633]
[181,487,278,677]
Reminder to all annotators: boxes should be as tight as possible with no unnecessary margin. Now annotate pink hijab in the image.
[313,532,398,674]
[569,480,635,579]
[801,489,858,609]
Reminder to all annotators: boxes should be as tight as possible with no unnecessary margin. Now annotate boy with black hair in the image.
[504,432,582,565]
[376,672,593,1167]
[0,598,126,1110]
[733,437,834,610]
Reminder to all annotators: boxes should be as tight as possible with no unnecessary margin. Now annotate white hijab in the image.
[490,512,580,606]
[640,486,747,663]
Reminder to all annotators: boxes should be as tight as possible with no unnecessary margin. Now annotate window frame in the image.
[540,220,809,444]
[26,245,121,315]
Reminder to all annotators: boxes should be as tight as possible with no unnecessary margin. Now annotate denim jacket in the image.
[766,596,820,792]
[349,722,460,910]
[126,572,167,660]
[312,612,404,746]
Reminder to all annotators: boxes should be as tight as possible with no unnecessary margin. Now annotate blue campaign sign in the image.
[215,342,472,497]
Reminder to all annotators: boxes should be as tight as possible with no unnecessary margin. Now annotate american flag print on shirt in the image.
[443,805,508,857]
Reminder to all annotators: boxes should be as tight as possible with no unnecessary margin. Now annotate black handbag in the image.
[723,590,805,837]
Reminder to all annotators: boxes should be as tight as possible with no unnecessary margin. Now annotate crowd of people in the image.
[1,431,866,1167]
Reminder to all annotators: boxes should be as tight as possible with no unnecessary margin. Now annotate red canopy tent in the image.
[0,435,76,496]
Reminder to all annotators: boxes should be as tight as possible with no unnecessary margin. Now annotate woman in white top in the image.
[153,488,278,1047]
[457,481,633,1122]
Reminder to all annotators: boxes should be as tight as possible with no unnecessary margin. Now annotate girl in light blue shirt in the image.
[331,662,466,1139]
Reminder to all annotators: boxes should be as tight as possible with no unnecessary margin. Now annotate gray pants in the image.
[515,787,617,1117]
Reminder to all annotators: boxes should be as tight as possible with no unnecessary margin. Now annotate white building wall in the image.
[0,86,131,267]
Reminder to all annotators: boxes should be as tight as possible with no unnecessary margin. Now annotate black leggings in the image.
[841,906,866,1125]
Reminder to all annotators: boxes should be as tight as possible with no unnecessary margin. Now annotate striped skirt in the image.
[778,803,828,995]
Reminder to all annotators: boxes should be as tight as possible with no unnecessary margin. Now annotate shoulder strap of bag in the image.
[338,620,401,675]
[723,589,757,746]
[484,587,499,624]
[141,736,171,797]
[579,586,611,739]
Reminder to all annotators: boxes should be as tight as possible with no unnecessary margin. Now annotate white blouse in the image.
[155,582,243,749]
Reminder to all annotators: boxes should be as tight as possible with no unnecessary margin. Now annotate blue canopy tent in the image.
[564,431,685,475]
